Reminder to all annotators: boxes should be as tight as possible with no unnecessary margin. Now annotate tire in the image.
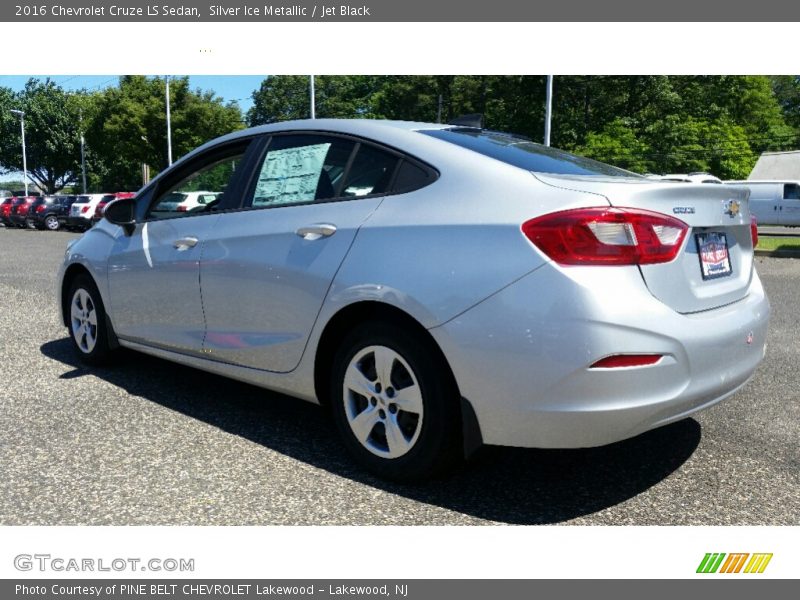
[330,320,462,481]
[44,215,60,231]
[66,274,114,365]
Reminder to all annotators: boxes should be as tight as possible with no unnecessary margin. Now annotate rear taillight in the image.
[750,215,758,247]
[522,207,689,266]
[81,205,90,214]
[36,205,46,213]
[590,354,663,369]
[177,205,187,212]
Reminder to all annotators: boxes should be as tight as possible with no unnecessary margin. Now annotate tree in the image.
[85,76,244,190]
[0,79,84,194]
[576,118,651,173]
[248,75,382,125]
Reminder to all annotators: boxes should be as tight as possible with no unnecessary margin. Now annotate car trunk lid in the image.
[534,173,754,314]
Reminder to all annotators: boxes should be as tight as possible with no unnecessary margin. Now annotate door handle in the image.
[295,223,337,241]
[173,236,199,250]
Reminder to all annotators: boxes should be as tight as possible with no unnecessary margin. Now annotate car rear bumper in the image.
[430,262,770,448]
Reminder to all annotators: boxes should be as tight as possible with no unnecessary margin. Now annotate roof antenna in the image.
[448,114,484,129]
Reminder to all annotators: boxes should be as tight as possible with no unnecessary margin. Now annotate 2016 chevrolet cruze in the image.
[58,119,770,480]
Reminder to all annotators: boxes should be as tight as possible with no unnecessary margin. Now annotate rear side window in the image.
[421,128,637,177]
[341,144,398,197]
[393,160,433,193]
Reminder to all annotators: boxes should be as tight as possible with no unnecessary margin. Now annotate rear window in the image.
[74,196,91,204]
[421,128,638,177]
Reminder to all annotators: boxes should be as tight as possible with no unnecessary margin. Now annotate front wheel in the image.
[67,274,114,364]
[330,321,462,481]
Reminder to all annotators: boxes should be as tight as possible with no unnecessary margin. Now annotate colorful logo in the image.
[724,199,741,218]
[696,553,773,574]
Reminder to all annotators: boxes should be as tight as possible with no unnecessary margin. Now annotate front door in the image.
[107,141,252,354]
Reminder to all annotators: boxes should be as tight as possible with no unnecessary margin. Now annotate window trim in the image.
[140,136,261,223]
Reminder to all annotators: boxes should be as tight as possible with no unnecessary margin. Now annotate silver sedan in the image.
[57,119,770,480]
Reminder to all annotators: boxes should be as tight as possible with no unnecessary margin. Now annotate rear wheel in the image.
[44,215,60,231]
[330,321,462,481]
[67,274,113,364]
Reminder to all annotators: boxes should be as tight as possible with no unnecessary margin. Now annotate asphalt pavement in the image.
[0,226,798,525]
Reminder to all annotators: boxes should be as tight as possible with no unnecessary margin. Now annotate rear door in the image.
[107,139,253,354]
[199,133,401,372]
[535,174,754,314]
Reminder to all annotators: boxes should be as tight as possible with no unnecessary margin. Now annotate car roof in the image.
[192,119,450,155]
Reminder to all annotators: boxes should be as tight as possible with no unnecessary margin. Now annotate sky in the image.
[0,75,264,112]
[0,75,266,184]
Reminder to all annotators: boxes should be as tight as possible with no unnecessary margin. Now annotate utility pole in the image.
[544,75,553,147]
[166,76,173,166]
[310,75,316,119]
[79,109,87,194]
[437,94,443,123]
[10,110,28,196]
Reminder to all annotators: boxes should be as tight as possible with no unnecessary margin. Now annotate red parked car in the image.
[0,198,15,226]
[91,192,137,226]
[8,197,37,228]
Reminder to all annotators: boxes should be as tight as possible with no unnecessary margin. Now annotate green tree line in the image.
[3,75,800,193]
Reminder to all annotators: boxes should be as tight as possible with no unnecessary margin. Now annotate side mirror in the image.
[104,197,137,234]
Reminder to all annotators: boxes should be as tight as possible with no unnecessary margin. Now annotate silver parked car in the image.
[57,119,770,480]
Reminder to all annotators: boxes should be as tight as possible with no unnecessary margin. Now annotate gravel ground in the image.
[0,226,798,525]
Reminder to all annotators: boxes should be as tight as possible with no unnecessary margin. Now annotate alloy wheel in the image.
[70,288,98,354]
[342,345,424,459]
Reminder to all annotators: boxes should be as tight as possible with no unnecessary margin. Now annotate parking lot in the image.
[0,226,798,525]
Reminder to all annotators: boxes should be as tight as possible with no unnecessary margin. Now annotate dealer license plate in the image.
[696,232,732,280]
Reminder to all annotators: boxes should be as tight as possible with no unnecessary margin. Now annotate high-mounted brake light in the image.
[590,354,663,369]
[750,215,758,247]
[522,207,689,266]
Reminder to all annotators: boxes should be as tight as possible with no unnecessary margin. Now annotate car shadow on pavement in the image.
[41,338,701,525]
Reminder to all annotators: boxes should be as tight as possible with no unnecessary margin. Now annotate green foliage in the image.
[0,79,85,194]
[86,76,244,190]
[576,119,650,173]
[4,75,800,190]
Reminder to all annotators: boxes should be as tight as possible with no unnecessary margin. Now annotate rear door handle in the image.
[295,224,337,240]
[173,236,199,250]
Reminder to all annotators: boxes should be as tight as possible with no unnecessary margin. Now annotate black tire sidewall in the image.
[330,321,461,481]
[67,274,111,364]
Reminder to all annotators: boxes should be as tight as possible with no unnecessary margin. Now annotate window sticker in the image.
[253,143,331,206]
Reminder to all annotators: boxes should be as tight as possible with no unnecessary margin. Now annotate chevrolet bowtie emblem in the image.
[724,199,741,218]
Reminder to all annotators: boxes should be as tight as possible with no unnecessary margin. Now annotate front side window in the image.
[250,135,355,208]
[148,149,245,220]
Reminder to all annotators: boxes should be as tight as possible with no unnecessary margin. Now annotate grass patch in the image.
[757,236,800,252]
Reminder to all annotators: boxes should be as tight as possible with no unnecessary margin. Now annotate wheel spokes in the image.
[344,364,375,399]
[349,405,380,445]
[393,383,423,415]
[384,414,412,457]
[372,346,395,388]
